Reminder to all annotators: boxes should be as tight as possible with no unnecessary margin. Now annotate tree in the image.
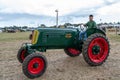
[109,22,112,24]
[22,26,28,29]
[38,24,46,28]
[104,22,108,25]
[117,22,120,24]
[64,23,72,26]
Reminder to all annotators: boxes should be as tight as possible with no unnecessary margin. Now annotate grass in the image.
[0,32,120,42]
[0,32,31,42]
[107,33,120,42]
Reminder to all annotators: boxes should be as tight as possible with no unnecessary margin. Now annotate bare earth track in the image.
[0,32,120,80]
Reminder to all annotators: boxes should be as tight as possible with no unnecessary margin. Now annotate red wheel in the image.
[28,58,44,74]
[22,53,47,79]
[88,37,109,63]
[64,48,81,57]
[21,50,26,61]
[17,47,27,63]
[82,33,110,66]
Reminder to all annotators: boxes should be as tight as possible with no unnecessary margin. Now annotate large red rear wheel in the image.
[64,48,81,57]
[22,53,47,79]
[82,33,110,66]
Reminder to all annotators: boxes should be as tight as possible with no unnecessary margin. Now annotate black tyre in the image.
[64,48,81,57]
[82,33,110,66]
[17,47,27,63]
[22,53,47,79]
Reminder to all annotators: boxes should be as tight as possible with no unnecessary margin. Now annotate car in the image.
[7,29,16,33]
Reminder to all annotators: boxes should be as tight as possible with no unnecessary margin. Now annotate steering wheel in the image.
[78,25,87,32]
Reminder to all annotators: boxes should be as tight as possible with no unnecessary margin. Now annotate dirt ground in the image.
[0,39,120,80]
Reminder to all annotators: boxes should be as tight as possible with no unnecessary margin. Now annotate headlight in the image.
[31,30,39,44]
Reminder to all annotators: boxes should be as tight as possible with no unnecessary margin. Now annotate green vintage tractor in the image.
[17,27,110,79]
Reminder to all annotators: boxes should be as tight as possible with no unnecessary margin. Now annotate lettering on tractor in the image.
[65,33,72,38]
[17,28,110,79]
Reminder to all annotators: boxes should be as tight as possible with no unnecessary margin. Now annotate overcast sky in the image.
[0,0,120,27]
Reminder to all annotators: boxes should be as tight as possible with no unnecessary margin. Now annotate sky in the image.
[0,0,120,27]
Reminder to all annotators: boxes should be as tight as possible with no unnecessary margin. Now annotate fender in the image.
[86,28,106,37]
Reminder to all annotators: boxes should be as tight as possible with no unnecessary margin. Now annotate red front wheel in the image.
[17,47,27,63]
[22,53,47,79]
[82,33,110,66]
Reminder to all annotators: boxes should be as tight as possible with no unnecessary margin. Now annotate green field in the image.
[0,32,31,42]
[0,32,120,42]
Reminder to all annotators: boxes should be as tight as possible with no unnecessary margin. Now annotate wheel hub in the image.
[28,57,45,74]
[33,63,39,68]
[92,45,100,55]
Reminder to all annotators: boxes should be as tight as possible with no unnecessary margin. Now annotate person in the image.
[85,15,97,29]
[79,15,97,40]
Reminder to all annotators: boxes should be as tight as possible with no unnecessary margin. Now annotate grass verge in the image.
[0,32,31,42]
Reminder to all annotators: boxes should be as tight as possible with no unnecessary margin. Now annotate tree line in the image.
[0,22,120,33]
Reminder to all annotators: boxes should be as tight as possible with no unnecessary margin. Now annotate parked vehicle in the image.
[7,29,16,33]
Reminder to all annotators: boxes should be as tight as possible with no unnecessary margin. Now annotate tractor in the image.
[17,27,110,79]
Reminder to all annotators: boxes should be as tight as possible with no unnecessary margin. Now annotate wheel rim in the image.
[68,48,80,55]
[21,50,26,61]
[88,37,109,63]
[28,57,44,74]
